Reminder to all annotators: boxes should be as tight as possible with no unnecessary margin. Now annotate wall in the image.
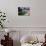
[0,0,46,27]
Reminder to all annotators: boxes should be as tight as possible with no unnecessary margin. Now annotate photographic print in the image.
[18,7,31,16]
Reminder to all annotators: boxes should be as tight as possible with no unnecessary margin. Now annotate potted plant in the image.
[0,10,6,28]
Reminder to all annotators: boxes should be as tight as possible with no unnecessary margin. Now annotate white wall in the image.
[0,0,46,27]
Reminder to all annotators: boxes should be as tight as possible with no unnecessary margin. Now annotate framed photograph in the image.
[18,7,31,16]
